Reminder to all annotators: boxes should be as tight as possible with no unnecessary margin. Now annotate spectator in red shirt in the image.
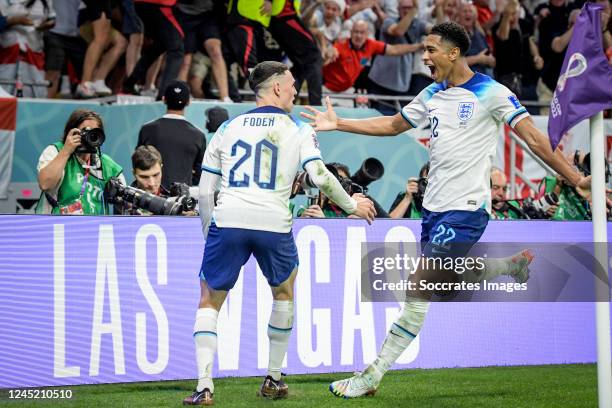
[323,19,424,92]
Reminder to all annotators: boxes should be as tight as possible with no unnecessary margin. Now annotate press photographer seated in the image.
[490,167,527,220]
[35,109,124,215]
[389,162,430,219]
[297,162,353,218]
[536,150,598,221]
[113,145,196,216]
[295,161,389,218]
[490,167,562,220]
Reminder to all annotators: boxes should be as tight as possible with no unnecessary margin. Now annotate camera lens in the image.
[80,128,105,150]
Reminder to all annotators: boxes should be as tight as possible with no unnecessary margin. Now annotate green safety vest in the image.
[293,202,349,218]
[491,200,522,220]
[36,142,123,215]
[542,176,589,220]
[273,0,302,16]
[390,192,422,219]
[229,0,301,27]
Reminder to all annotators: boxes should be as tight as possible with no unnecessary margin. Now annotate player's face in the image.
[134,163,162,195]
[423,34,456,83]
[278,71,297,112]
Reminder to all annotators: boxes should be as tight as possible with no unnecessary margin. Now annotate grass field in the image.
[0,364,597,408]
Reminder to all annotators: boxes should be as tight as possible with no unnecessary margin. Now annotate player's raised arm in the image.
[300,96,413,136]
[303,159,377,223]
[513,117,591,197]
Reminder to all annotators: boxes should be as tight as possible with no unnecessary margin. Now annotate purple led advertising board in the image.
[0,216,608,388]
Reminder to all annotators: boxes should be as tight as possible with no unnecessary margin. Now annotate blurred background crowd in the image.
[0,0,609,112]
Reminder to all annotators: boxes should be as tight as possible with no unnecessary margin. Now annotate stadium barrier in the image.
[0,215,606,388]
[5,99,611,213]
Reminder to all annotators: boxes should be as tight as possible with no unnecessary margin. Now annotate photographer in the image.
[291,161,390,218]
[297,162,352,218]
[490,167,529,220]
[114,145,168,215]
[389,162,429,219]
[113,145,197,216]
[537,150,594,220]
[296,161,390,218]
[35,109,124,215]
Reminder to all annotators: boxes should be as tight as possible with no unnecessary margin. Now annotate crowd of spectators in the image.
[0,0,609,107]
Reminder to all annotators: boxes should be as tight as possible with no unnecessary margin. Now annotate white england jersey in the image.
[401,73,529,214]
[201,106,322,233]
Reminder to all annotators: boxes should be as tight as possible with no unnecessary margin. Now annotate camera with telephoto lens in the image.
[290,158,390,217]
[521,191,559,219]
[76,127,106,154]
[350,157,384,193]
[105,178,197,215]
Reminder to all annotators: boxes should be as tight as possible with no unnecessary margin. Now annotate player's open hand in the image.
[300,96,338,131]
[351,193,376,224]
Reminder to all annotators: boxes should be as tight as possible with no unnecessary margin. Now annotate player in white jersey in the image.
[183,61,376,406]
[301,22,592,398]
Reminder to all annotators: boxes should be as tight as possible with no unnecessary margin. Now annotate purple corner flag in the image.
[548,3,612,150]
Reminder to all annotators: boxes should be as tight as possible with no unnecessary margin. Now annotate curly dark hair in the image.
[430,21,471,56]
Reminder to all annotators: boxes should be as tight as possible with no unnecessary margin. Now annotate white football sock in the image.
[194,308,218,393]
[367,297,430,383]
[267,300,294,381]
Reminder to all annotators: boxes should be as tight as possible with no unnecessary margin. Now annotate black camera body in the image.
[518,191,559,219]
[76,127,105,154]
[290,158,390,217]
[409,176,428,211]
[105,178,196,216]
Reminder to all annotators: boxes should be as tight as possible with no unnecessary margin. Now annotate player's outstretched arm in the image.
[513,117,591,197]
[304,160,377,223]
[300,96,412,136]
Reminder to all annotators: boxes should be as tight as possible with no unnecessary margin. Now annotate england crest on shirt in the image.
[457,102,474,121]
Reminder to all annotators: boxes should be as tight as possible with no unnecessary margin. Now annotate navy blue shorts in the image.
[199,224,299,291]
[420,208,488,258]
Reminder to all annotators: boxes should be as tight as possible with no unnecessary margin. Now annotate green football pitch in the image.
[0,364,598,407]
